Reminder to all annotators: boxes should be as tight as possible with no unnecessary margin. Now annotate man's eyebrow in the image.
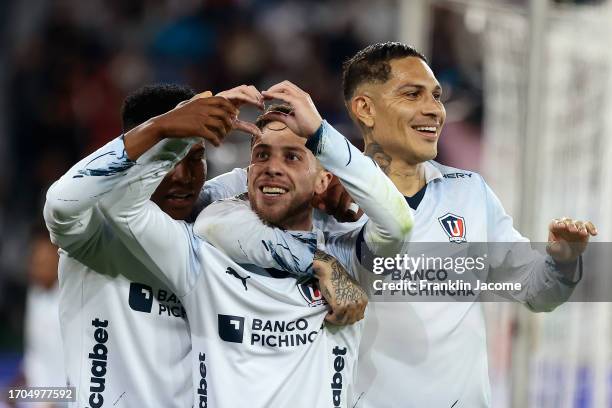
[396,83,443,92]
[252,143,271,150]
[283,146,308,154]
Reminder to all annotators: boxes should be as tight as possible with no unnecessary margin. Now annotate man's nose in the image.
[422,94,445,120]
[171,161,194,183]
[263,156,285,177]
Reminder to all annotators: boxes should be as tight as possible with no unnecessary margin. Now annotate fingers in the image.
[585,221,598,236]
[176,91,213,108]
[233,118,263,137]
[549,217,598,238]
[202,116,232,142]
[198,126,222,147]
[201,96,239,116]
[217,85,264,109]
[266,80,307,97]
[261,89,300,107]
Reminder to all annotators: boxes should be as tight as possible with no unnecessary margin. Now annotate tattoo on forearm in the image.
[315,250,366,306]
[329,259,366,305]
[364,142,391,175]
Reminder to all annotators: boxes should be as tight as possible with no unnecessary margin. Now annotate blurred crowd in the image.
[0,0,489,392]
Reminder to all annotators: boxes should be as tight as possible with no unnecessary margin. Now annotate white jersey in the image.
[200,159,578,407]
[44,137,192,408]
[353,161,577,408]
[91,122,405,407]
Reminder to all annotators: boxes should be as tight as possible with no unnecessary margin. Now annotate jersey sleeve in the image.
[193,196,317,283]
[306,121,413,257]
[483,177,580,311]
[99,137,204,296]
[196,167,248,211]
[43,136,136,252]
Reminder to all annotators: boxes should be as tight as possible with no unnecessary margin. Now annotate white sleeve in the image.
[43,136,136,252]
[306,121,413,256]
[194,196,317,283]
[198,168,247,206]
[99,137,204,296]
[484,178,579,311]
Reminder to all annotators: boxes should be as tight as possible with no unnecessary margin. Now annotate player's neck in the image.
[386,161,427,197]
[278,209,313,232]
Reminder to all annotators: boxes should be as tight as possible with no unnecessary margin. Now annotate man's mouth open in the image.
[260,185,288,197]
[412,125,439,139]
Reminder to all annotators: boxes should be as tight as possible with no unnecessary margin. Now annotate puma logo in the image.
[226,267,250,291]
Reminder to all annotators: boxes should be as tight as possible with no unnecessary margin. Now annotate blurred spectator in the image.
[23,227,64,390]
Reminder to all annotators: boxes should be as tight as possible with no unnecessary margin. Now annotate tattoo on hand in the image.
[365,142,391,175]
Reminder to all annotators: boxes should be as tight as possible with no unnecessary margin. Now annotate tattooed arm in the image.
[313,249,368,325]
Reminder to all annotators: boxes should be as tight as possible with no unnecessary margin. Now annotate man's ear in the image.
[350,94,375,129]
[314,170,333,195]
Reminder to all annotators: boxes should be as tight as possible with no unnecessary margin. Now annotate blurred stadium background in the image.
[0,0,610,406]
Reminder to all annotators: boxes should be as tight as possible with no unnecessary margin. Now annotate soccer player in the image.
[339,42,598,407]
[98,81,411,407]
[43,84,251,407]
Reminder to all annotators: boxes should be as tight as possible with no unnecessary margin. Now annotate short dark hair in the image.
[251,104,294,149]
[121,84,196,132]
[342,42,427,101]
[255,104,293,130]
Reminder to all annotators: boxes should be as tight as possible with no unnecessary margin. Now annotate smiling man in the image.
[98,80,411,407]
[340,42,597,407]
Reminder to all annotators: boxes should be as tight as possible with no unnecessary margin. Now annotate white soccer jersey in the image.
[199,159,579,407]
[352,161,578,408]
[98,121,411,408]
[44,137,192,408]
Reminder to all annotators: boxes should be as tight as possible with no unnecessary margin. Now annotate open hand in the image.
[547,217,598,263]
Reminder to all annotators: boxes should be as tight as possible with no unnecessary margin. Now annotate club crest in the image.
[438,213,467,243]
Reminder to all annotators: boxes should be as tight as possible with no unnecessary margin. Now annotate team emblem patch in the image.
[298,283,328,307]
[438,213,467,243]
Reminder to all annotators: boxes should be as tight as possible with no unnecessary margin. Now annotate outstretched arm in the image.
[485,180,597,311]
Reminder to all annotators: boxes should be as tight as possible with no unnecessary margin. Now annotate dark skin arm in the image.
[124,90,263,160]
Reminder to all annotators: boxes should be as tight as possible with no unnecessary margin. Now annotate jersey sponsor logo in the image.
[218,314,245,343]
[217,314,321,348]
[298,283,327,307]
[438,213,467,243]
[129,282,153,313]
[443,172,473,179]
[197,353,208,408]
[251,318,319,348]
[88,318,109,408]
[225,267,250,291]
[128,282,186,318]
[331,346,347,407]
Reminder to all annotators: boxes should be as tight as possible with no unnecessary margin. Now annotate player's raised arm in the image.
[98,91,258,296]
[43,136,138,252]
[261,81,414,256]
